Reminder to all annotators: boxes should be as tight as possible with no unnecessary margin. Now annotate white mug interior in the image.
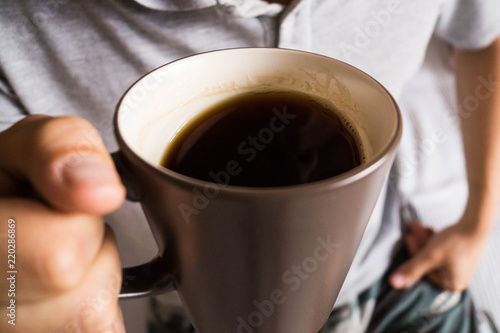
[116,48,399,177]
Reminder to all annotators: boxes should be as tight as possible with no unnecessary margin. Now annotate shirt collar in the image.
[132,0,284,17]
[132,0,215,11]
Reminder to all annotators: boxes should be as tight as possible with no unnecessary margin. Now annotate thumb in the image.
[389,249,438,289]
[0,115,125,214]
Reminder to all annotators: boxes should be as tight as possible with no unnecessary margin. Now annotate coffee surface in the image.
[161,91,360,187]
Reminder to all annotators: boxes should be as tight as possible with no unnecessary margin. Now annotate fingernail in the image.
[59,154,119,187]
[390,273,406,289]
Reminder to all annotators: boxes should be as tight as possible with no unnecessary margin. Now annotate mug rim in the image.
[114,47,402,195]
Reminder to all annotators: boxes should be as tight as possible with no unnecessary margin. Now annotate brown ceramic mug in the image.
[113,48,402,333]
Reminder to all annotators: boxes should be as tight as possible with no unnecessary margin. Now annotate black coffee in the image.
[161,91,361,187]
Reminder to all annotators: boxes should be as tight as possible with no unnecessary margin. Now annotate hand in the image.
[0,116,126,332]
[389,221,488,291]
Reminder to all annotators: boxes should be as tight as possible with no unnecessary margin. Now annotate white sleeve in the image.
[435,0,500,50]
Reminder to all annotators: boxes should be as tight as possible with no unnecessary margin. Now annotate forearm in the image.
[455,37,500,236]
[390,46,500,290]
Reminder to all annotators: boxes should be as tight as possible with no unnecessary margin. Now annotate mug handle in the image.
[111,151,175,299]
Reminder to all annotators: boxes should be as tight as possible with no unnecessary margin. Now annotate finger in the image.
[0,115,125,214]
[0,198,105,300]
[16,228,123,333]
[405,222,434,255]
[404,233,421,256]
[407,222,434,240]
[114,307,127,333]
[389,250,440,289]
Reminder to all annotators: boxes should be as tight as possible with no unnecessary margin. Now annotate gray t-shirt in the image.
[1,0,499,317]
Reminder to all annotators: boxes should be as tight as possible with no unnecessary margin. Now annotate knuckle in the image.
[39,237,86,290]
[55,116,102,141]
[14,114,52,128]
[50,115,96,132]
[39,215,104,290]
[39,115,104,149]
[32,116,107,167]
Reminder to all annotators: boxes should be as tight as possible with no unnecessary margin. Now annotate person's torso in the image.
[0,0,448,306]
